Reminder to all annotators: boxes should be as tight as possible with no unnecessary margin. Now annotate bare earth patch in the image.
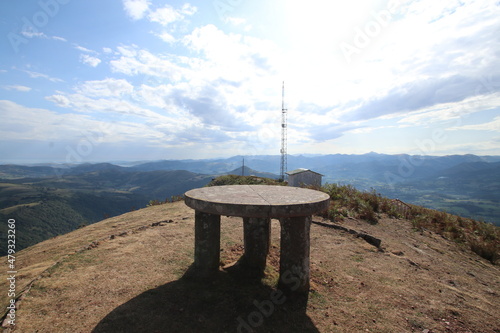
[1,201,499,332]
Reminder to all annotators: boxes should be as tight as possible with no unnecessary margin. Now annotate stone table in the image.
[184,185,330,295]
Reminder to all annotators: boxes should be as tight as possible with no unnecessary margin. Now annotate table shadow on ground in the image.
[92,269,319,333]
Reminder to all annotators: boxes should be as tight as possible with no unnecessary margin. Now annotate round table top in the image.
[184,185,330,218]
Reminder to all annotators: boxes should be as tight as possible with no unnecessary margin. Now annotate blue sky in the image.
[0,0,499,164]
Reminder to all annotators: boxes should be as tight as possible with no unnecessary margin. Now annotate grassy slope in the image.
[1,198,499,332]
[320,183,499,264]
[0,170,214,255]
[0,183,145,256]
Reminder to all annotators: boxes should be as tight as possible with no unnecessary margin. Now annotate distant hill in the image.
[4,153,500,180]
[379,161,500,223]
[127,153,499,183]
[225,166,279,179]
[65,162,126,175]
[0,169,213,255]
[0,164,61,179]
[131,159,234,174]
[436,161,500,179]
[0,162,129,179]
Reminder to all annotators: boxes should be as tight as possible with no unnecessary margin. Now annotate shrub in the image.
[207,175,283,187]
[357,200,378,225]
[321,183,381,224]
[410,215,427,231]
[147,199,162,207]
[170,195,184,202]
[469,238,499,264]
[77,223,87,229]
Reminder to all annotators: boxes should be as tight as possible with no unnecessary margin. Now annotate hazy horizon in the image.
[2,151,500,166]
[1,1,499,164]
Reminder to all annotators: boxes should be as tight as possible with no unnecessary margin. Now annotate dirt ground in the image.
[1,201,499,332]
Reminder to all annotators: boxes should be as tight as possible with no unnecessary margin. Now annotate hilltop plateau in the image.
[1,194,499,332]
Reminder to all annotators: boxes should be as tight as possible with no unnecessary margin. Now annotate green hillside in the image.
[0,169,213,255]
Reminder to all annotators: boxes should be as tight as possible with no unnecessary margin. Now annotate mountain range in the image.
[0,153,499,255]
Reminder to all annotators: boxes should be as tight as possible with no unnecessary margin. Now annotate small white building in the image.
[286,168,323,188]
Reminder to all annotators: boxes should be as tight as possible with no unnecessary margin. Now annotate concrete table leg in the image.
[225,217,270,278]
[243,217,271,275]
[192,210,221,278]
[278,216,311,295]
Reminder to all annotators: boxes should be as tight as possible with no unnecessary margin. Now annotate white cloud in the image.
[80,54,102,67]
[450,116,500,132]
[23,70,64,83]
[47,91,147,117]
[148,5,182,26]
[18,31,68,42]
[280,0,499,124]
[100,29,283,139]
[225,17,252,31]
[148,3,197,26]
[0,100,169,145]
[430,138,500,156]
[156,31,176,43]
[226,17,246,26]
[2,85,32,92]
[123,0,150,20]
[397,93,500,126]
[133,83,173,109]
[45,78,170,121]
[46,94,71,107]
[52,36,67,42]
[0,99,94,141]
[75,78,134,97]
[180,3,197,16]
[43,79,208,146]
[103,47,113,54]
[110,45,188,81]
[183,24,281,82]
[348,126,394,135]
[75,45,96,53]
[116,45,138,58]
[146,3,197,44]
[21,31,47,38]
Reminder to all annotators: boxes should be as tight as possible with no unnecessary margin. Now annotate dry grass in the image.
[207,175,284,187]
[321,183,500,264]
[1,200,499,332]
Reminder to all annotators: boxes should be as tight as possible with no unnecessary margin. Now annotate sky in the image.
[0,0,499,164]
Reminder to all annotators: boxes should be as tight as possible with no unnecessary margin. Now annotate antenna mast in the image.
[280,81,287,181]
